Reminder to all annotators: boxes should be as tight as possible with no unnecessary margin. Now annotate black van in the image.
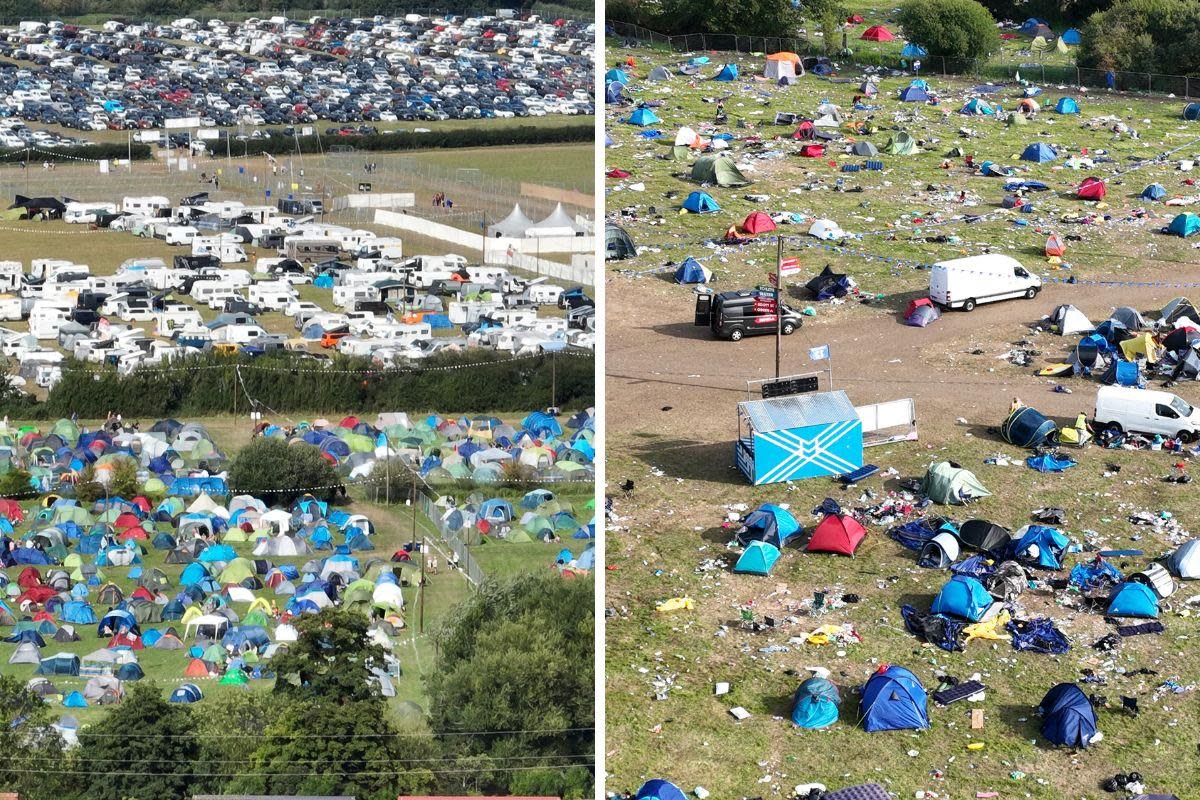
[695,289,803,341]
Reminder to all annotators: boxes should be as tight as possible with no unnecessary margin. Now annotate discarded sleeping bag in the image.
[902,604,964,651]
[1008,617,1070,654]
[805,265,851,300]
[1038,683,1097,747]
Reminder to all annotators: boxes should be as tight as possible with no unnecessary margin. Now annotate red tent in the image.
[338,416,359,429]
[861,26,895,41]
[807,514,868,555]
[130,586,155,602]
[606,168,631,178]
[130,496,151,513]
[108,632,143,650]
[119,526,149,541]
[32,610,55,623]
[847,13,865,23]
[1077,177,1106,200]
[17,586,57,606]
[0,498,24,522]
[800,144,826,158]
[17,567,43,589]
[114,512,141,531]
[184,658,211,677]
[742,211,777,235]
[792,120,815,140]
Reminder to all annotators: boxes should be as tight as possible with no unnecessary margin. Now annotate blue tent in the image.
[637,780,688,800]
[1168,213,1200,237]
[861,666,929,732]
[899,86,930,102]
[960,98,994,115]
[198,544,236,563]
[169,683,204,704]
[713,63,738,81]
[62,691,87,708]
[733,541,781,575]
[930,575,994,621]
[1106,581,1158,617]
[605,82,625,104]
[36,653,79,675]
[1141,183,1167,200]
[792,676,841,728]
[673,257,709,284]
[179,562,210,586]
[61,601,96,624]
[1039,683,1096,747]
[576,545,596,570]
[1061,28,1082,45]
[740,503,802,548]
[522,410,563,438]
[901,43,927,58]
[479,498,514,523]
[604,68,629,85]
[1020,142,1058,163]
[97,609,139,637]
[1055,97,1079,114]
[1001,405,1056,448]
[1026,453,1077,473]
[682,192,720,213]
[627,107,660,126]
[1186,103,1200,121]
[116,662,144,681]
[1014,525,1069,568]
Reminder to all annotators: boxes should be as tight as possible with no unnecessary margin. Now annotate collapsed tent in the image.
[921,462,990,504]
[805,265,850,299]
[1039,683,1097,747]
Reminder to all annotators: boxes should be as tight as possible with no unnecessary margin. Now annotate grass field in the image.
[0,413,592,725]
[604,41,1200,800]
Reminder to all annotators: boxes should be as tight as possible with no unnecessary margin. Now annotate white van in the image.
[1095,386,1200,442]
[929,254,1041,312]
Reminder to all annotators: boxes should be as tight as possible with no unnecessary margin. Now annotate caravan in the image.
[29,302,73,340]
[192,236,248,263]
[247,281,296,311]
[121,196,170,216]
[929,254,1042,311]
[64,202,118,224]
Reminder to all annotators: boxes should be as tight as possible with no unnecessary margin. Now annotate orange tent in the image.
[1045,234,1066,257]
[184,658,211,677]
[766,51,801,65]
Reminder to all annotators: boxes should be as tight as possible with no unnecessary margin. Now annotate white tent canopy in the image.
[526,203,583,237]
[184,614,231,640]
[486,203,534,238]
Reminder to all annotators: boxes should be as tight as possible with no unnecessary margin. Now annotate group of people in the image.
[431,192,454,209]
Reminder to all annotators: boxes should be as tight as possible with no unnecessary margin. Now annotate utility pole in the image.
[775,235,783,378]
[551,350,557,411]
[418,535,426,633]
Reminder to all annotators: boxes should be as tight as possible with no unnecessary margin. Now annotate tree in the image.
[658,0,802,37]
[73,457,140,504]
[77,682,199,800]
[1078,0,1200,75]
[0,0,44,24]
[427,574,594,799]
[270,609,382,704]
[188,692,274,796]
[0,676,73,800]
[897,0,1000,64]
[227,438,343,505]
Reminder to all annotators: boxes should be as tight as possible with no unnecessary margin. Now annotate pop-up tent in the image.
[1078,177,1106,200]
[1039,683,1097,747]
[960,98,994,115]
[605,223,637,260]
[1001,405,1058,448]
[647,66,672,81]
[921,462,990,504]
[681,192,720,213]
[807,512,867,556]
[1021,142,1058,163]
[898,86,929,103]
[792,676,841,728]
[1168,213,1200,237]
[1168,539,1200,579]
[742,211,776,235]
[958,519,1012,555]
[1141,183,1167,200]
[860,665,929,732]
[1055,97,1080,114]
[1061,28,1082,44]
[739,503,802,548]
[673,257,712,284]
[883,131,919,154]
[733,540,781,575]
[636,780,687,800]
[851,140,879,157]
[861,25,894,41]
[930,575,997,621]
[1106,581,1159,617]
[627,107,660,126]
[713,63,738,81]
[904,297,940,327]
[691,155,751,187]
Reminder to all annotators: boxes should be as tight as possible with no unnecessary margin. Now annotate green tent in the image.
[242,609,270,627]
[920,461,991,505]
[51,419,79,445]
[202,643,227,663]
[219,667,248,685]
[690,154,751,187]
[218,559,256,585]
[883,132,919,155]
[507,529,535,543]
[1006,111,1028,127]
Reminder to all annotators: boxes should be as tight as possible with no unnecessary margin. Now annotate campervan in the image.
[211,323,268,345]
[333,284,382,309]
[0,261,21,293]
[121,196,170,215]
[29,302,73,339]
[929,254,1042,311]
[464,265,509,287]
[1095,386,1200,442]
[64,202,118,224]
[284,237,340,261]
[164,225,200,245]
[247,281,295,311]
[526,282,564,305]
[192,237,248,263]
[156,304,204,336]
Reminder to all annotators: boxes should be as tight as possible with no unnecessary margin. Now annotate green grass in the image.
[604,43,1200,800]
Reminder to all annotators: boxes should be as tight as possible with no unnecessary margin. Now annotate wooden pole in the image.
[775,235,783,378]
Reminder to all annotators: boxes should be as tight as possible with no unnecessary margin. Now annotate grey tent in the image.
[859,80,878,96]
[605,222,637,260]
[647,65,672,81]
[690,154,752,187]
[1161,297,1199,327]
[486,203,533,238]
[1111,306,1147,330]
[9,642,42,665]
[1167,539,1200,579]
[851,141,879,157]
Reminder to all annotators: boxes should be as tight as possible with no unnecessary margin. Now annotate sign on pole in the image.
[780,256,801,276]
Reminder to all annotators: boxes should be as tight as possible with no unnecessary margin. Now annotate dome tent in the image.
[1038,683,1097,747]
[930,575,998,621]
[920,461,990,504]
[733,540,781,575]
[1001,405,1057,447]
[1167,539,1200,579]
[806,512,867,556]
[673,257,712,285]
[1106,581,1159,617]
[1020,142,1058,163]
[860,665,929,732]
[738,503,802,549]
[791,676,841,728]
[690,155,751,187]
[1055,97,1079,114]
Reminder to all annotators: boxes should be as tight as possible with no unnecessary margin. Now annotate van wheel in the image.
[728,327,744,342]
[1024,287,1038,299]
[781,321,796,335]
[962,299,976,312]
[1177,430,1194,444]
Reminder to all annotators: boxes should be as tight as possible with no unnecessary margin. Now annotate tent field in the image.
[604,41,1200,800]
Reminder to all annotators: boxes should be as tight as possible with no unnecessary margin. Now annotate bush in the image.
[0,142,153,163]
[73,458,140,504]
[1078,0,1200,74]
[0,469,31,498]
[226,438,343,505]
[898,0,1000,64]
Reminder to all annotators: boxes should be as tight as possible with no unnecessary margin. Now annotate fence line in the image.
[609,20,1200,100]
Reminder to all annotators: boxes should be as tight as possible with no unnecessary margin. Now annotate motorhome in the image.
[121,196,171,215]
[64,202,118,224]
[156,304,205,336]
[0,261,21,293]
[29,302,73,340]
[0,295,21,321]
[211,323,269,345]
[284,237,340,261]
[526,282,564,305]
[247,281,296,311]
[191,237,248,263]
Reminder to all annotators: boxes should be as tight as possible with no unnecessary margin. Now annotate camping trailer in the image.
[1095,385,1200,441]
[121,196,170,215]
[929,254,1041,311]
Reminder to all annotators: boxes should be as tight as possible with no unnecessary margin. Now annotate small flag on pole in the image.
[808,344,830,361]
